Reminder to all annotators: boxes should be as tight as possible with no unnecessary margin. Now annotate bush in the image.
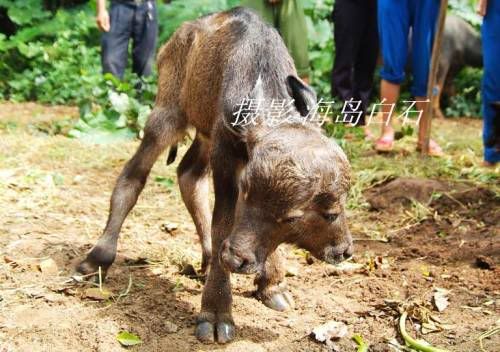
[0,1,100,104]
[303,0,334,99]
[445,67,482,118]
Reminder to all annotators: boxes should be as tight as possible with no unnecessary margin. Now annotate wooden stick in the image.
[419,0,448,155]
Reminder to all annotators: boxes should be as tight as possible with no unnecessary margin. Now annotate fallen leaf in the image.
[116,331,142,346]
[352,334,369,352]
[311,321,348,343]
[421,321,441,334]
[461,305,482,312]
[39,258,58,276]
[4,256,17,265]
[84,287,112,301]
[433,288,450,312]
[420,265,431,278]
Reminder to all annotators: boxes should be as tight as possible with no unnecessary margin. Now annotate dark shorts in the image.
[101,0,158,79]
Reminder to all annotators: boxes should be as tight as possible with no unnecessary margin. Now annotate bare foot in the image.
[482,160,498,168]
[364,126,375,141]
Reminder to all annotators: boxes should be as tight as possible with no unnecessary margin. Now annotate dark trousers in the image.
[331,0,379,125]
[101,0,158,79]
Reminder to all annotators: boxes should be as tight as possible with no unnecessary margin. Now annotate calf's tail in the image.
[166,145,178,165]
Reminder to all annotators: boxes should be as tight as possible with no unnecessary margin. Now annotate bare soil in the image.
[0,103,498,352]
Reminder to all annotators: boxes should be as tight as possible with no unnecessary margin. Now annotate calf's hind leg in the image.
[177,134,212,273]
[77,107,184,278]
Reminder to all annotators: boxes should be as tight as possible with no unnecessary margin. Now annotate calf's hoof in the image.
[76,258,108,280]
[256,283,295,312]
[262,290,295,312]
[195,314,235,344]
[75,246,115,281]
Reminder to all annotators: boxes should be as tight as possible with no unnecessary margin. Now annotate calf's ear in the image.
[286,75,317,117]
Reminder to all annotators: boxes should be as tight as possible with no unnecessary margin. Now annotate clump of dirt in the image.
[431,187,500,226]
[368,179,500,267]
[364,177,450,210]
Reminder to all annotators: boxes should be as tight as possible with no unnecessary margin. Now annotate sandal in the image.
[417,139,444,157]
[374,135,394,152]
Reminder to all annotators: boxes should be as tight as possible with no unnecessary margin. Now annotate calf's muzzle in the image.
[219,239,259,274]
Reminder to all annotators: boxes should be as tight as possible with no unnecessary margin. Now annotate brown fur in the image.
[77,8,352,344]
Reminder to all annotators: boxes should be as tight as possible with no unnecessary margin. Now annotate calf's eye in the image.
[322,213,339,222]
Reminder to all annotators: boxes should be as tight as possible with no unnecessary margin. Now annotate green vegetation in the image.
[0,0,484,140]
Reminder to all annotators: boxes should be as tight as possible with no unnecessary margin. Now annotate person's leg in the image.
[131,1,158,78]
[411,0,442,155]
[410,0,438,99]
[101,2,134,79]
[376,0,410,150]
[278,0,310,81]
[482,0,500,165]
[353,0,379,134]
[331,0,364,120]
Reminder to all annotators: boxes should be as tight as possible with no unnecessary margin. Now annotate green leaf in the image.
[109,91,130,114]
[116,331,142,347]
[155,176,175,188]
[352,334,369,352]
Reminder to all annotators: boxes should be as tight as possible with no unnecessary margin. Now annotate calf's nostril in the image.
[237,258,249,271]
[343,246,354,260]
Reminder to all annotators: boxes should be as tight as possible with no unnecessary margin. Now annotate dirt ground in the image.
[0,102,498,352]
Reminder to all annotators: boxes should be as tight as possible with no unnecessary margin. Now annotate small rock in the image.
[476,255,495,270]
[39,258,58,276]
[179,263,197,277]
[72,175,84,184]
[164,320,178,333]
[160,222,179,235]
[151,267,163,275]
[286,266,299,277]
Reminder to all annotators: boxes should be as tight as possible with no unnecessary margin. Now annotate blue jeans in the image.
[378,0,439,97]
[482,0,500,163]
[101,0,158,79]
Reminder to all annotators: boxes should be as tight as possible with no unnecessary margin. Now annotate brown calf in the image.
[77,7,353,344]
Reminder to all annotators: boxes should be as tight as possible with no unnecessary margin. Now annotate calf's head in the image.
[220,77,353,274]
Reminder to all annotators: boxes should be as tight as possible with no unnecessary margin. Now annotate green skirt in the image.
[240,0,310,76]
